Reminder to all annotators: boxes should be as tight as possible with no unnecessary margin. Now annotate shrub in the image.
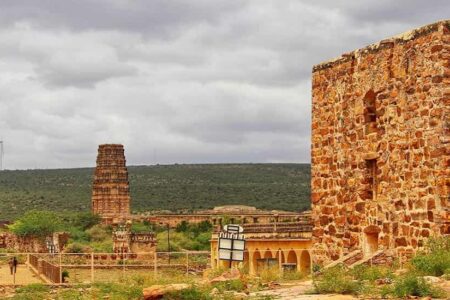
[282,270,304,281]
[86,225,110,242]
[213,279,245,292]
[351,265,394,282]
[15,283,49,293]
[411,237,450,276]
[386,273,446,298]
[131,222,152,233]
[8,210,62,238]
[259,266,281,283]
[313,265,359,295]
[92,282,142,299]
[164,286,212,300]
[64,242,90,253]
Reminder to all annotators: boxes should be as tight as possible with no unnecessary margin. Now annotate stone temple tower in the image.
[92,144,131,222]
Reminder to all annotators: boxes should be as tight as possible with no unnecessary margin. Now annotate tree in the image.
[8,210,62,238]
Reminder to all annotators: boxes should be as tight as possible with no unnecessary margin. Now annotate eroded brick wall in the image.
[311,21,449,265]
[92,144,131,219]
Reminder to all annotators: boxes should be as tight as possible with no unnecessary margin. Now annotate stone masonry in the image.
[311,21,449,265]
[92,144,131,221]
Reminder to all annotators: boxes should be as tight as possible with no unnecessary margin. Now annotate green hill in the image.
[0,163,311,220]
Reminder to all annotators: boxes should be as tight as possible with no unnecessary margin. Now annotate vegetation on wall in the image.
[0,163,311,220]
[312,237,450,298]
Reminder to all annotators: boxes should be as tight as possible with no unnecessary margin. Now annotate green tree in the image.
[8,210,62,238]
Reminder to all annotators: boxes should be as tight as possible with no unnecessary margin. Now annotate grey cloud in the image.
[0,1,448,169]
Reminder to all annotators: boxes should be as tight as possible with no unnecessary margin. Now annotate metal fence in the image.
[0,251,210,284]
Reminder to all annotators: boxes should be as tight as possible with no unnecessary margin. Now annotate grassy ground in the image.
[0,163,311,220]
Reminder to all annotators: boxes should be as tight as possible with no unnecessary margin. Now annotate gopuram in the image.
[92,144,131,223]
[311,20,449,265]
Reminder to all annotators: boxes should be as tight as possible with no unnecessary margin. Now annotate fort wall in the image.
[311,20,449,264]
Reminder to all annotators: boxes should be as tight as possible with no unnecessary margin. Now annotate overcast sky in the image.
[0,0,448,169]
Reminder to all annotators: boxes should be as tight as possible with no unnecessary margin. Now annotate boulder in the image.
[143,283,190,300]
[209,268,241,284]
[422,276,442,284]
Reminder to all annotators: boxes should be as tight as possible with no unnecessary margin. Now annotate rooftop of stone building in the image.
[313,19,449,72]
[212,221,313,240]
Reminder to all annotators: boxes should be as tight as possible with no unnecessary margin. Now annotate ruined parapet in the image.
[92,144,131,221]
[311,20,449,265]
[112,222,156,254]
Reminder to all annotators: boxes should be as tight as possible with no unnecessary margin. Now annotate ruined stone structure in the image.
[0,232,69,253]
[112,222,156,254]
[135,205,305,228]
[311,21,449,265]
[92,144,131,222]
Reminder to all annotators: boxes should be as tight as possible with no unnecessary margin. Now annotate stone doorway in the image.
[363,225,380,257]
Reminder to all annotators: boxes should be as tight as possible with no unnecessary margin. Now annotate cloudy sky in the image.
[0,0,448,169]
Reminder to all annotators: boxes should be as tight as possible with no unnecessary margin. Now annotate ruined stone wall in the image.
[92,144,131,220]
[311,21,449,264]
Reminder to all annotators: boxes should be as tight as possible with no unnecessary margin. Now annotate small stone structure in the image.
[92,144,131,223]
[0,232,69,253]
[112,222,156,254]
[311,20,449,265]
[136,205,305,228]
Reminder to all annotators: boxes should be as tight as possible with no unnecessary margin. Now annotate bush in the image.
[282,270,304,281]
[92,282,142,299]
[8,210,62,238]
[131,222,153,233]
[313,265,359,295]
[351,265,394,282]
[213,279,245,292]
[64,242,90,253]
[411,237,450,276]
[386,273,446,298]
[86,225,110,242]
[15,283,49,293]
[259,266,281,283]
[164,286,212,300]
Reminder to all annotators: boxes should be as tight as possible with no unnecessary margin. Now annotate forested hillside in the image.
[0,164,311,220]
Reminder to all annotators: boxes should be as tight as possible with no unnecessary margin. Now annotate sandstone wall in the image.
[311,21,449,264]
[92,144,131,220]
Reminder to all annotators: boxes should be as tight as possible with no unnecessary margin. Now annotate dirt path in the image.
[0,264,43,285]
[251,280,358,300]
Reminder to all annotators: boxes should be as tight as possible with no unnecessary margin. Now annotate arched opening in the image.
[286,250,297,264]
[252,250,261,273]
[363,225,380,257]
[363,90,377,134]
[259,250,277,270]
[282,250,298,272]
[300,251,311,274]
[242,251,249,273]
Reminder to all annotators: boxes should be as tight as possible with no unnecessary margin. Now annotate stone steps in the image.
[348,250,384,268]
[324,250,362,269]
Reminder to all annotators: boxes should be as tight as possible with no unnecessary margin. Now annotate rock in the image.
[209,268,241,284]
[375,277,392,285]
[143,283,190,300]
[209,287,219,296]
[233,292,248,299]
[422,276,442,284]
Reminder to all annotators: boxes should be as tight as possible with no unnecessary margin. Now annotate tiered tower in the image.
[92,144,131,221]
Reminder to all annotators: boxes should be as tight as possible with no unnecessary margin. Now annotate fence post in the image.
[153,252,157,276]
[59,253,62,284]
[186,252,189,275]
[91,252,94,283]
